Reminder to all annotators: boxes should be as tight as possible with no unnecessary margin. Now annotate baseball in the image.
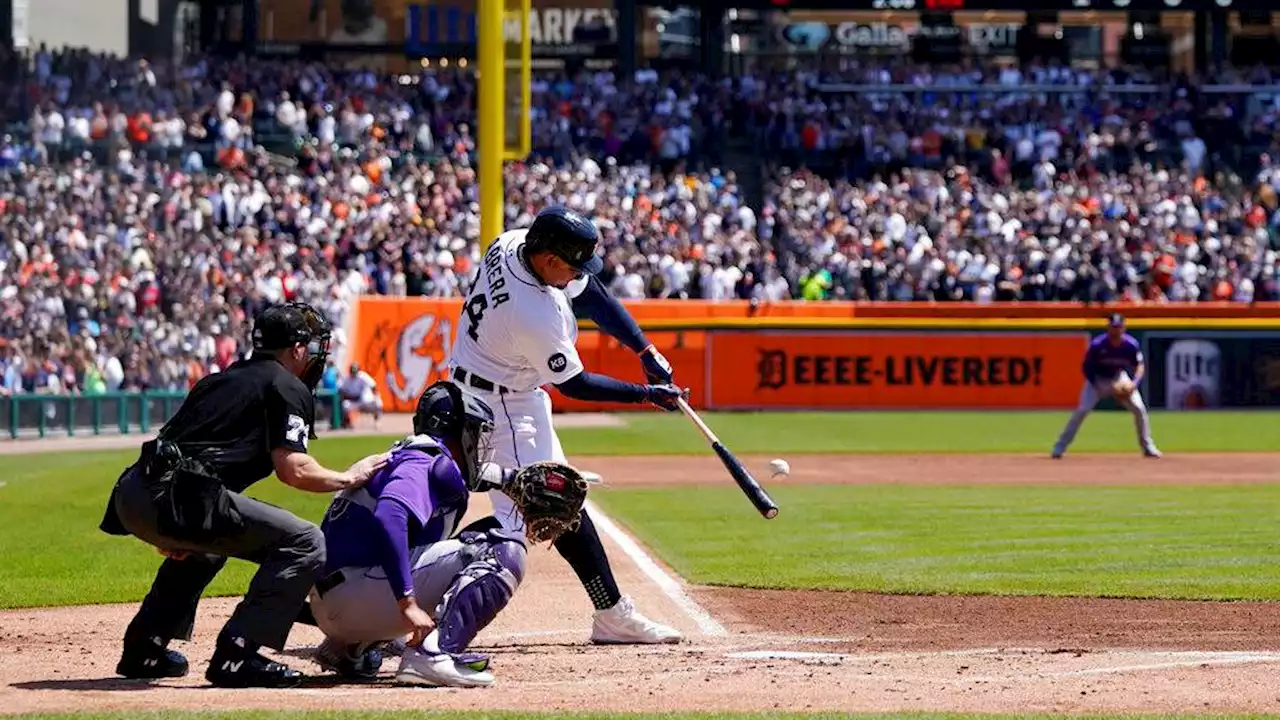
[769,458,791,477]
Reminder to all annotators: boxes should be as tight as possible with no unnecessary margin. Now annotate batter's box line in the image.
[584,501,728,637]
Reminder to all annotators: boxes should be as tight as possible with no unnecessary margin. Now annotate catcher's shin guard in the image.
[436,531,526,654]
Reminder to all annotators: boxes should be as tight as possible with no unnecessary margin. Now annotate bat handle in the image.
[675,397,719,444]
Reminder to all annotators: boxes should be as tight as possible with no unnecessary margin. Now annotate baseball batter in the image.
[448,206,686,644]
[1052,313,1161,459]
[308,381,588,687]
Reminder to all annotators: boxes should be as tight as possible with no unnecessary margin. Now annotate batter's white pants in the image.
[474,387,565,535]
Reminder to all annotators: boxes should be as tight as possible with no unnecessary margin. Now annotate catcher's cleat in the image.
[314,637,383,680]
[591,595,682,645]
[395,646,495,688]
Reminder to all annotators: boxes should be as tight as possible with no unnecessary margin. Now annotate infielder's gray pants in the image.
[112,466,325,651]
[1053,372,1158,456]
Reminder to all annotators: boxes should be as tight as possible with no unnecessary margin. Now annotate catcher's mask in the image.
[252,302,333,391]
[413,380,495,490]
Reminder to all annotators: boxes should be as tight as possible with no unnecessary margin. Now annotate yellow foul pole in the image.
[478,0,505,252]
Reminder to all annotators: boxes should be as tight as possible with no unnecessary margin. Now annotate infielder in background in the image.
[308,381,587,687]
[339,362,384,430]
[449,206,686,644]
[1052,313,1161,459]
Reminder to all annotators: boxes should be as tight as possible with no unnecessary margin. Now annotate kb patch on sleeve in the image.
[547,353,568,372]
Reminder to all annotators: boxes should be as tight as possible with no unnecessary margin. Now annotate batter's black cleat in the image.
[314,637,383,681]
[206,638,303,689]
[116,637,189,679]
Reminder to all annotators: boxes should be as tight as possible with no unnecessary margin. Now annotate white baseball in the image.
[769,458,791,477]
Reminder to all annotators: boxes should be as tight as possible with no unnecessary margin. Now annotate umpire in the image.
[99,301,388,688]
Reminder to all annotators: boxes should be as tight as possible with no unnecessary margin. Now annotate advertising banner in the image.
[708,332,1088,409]
[1145,331,1280,409]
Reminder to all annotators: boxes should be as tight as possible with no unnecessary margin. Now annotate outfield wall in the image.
[352,298,1280,413]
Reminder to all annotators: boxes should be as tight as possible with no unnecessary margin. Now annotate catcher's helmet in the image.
[252,302,333,389]
[524,206,604,275]
[413,380,496,490]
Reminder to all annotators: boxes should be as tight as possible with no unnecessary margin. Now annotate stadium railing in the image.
[0,390,343,440]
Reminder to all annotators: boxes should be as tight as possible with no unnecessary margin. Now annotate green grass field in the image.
[554,410,1279,455]
[1,410,1277,609]
[592,484,1280,599]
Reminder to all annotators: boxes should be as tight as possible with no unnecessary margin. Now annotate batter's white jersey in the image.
[448,229,592,534]
[450,229,590,392]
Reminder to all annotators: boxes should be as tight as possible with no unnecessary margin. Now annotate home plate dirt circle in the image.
[3,452,1280,715]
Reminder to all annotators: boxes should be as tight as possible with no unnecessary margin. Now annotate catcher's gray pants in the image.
[112,465,325,650]
[1053,372,1158,456]
[308,524,525,647]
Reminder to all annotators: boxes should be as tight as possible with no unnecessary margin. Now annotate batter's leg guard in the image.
[554,510,623,611]
[434,531,527,655]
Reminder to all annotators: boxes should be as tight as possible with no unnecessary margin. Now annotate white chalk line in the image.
[1049,652,1280,677]
[584,499,728,637]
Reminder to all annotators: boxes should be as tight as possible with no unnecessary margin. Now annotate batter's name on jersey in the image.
[757,350,1044,390]
[465,244,513,341]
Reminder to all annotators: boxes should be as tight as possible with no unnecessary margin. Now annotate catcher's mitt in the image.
[1112,378,1135,400]
[503,461,589,544]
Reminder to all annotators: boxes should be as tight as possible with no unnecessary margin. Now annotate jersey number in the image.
[465,294,488,342]
[285,414,309,450]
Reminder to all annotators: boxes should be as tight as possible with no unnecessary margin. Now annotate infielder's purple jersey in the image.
[321,438,469,576]
[1083,333,1143,382]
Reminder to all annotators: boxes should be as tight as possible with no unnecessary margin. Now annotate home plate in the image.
[728,650,847,662]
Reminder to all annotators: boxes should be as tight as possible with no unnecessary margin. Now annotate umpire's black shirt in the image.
[159,355,316,493]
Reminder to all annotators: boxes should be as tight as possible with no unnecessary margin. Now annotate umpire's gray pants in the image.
[1052,371,1158,456]
[112,465,325,651]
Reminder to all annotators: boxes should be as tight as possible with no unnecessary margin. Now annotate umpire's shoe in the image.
[206,635,303,688]
[116,634,189,679]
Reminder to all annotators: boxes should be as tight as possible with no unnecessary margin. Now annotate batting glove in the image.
[640,344,674,384]
[645,383,686,412]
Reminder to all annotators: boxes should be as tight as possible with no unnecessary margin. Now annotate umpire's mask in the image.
[252,302,333,391]
[414,380,496,490]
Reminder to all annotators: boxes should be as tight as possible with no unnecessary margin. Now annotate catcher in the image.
[1052,313,1161,459]
[306,380,588,687]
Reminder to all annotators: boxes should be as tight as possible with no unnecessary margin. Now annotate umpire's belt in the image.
[315,570,346,598]
[452,367,511,395]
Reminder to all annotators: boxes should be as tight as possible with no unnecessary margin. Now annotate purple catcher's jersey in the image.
[321,436,469,574]
[1083,333,1144,382]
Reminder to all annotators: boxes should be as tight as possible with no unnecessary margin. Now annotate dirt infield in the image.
[3,452,1280,715]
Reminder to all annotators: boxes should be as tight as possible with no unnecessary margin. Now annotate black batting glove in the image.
[640,344,674,384]
[645,383,686,412]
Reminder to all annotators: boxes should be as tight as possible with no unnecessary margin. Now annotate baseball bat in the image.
[675,398,779,520]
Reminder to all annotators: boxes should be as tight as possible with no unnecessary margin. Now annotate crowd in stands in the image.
[2,44,1280,395]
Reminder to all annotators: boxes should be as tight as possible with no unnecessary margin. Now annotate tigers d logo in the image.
[757,349,788,390]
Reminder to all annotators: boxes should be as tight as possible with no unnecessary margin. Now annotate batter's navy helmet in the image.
[524,206,604,275]
[413,380,497,490]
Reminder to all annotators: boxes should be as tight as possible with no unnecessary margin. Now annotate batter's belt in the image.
[452,367,512,395]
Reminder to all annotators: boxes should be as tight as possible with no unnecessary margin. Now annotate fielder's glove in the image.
[640,344,674,384]
[502,461,590,545]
